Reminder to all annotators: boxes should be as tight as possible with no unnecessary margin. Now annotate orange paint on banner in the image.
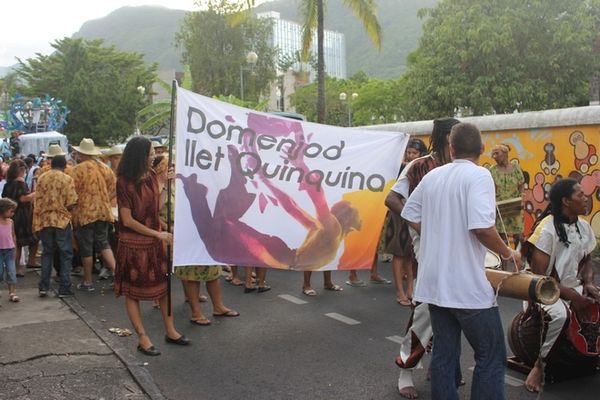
[337,180,396,270]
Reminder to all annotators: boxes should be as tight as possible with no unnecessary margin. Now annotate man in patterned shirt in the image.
[34,154,78,297]
[70,138,117,292]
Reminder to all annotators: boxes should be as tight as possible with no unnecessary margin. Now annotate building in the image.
[259,11,346,80]
[258,11,346,113]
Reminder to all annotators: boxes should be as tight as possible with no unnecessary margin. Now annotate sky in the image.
[0,0,265,67]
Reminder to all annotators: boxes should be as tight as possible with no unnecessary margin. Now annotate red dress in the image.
[114,171,167,300]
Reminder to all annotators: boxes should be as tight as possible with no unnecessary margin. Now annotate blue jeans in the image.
[39,225,73,292]
[429,304,506,400]
[0,248,16,284]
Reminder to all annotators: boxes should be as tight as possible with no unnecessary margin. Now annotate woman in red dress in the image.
[115,136,189,356]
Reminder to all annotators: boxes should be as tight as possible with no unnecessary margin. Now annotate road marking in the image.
[385,335,404,344]
[278,294,308,305]
[468,367,523,387]
[325,312,361,325]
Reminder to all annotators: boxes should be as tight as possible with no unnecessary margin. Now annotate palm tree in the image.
[300,0,382,123]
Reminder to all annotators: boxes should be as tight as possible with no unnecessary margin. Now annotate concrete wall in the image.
[363,106,600,237]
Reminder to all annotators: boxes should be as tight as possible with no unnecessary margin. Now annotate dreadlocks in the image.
[531,178,580,247]
[429,117,460,165]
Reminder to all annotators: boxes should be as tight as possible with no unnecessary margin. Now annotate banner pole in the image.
[166,79,177,317]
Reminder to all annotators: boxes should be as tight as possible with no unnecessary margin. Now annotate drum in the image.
[508,302,600,382]
[496,197,522,218]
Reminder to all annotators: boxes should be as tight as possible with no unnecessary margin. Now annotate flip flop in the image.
[324,284,343,291]
[190,318,211,326]
[370,277,392,284]
[345,280,366,287]
[302,288,317,296]
[213,310,240,317]
[397,297,412,306]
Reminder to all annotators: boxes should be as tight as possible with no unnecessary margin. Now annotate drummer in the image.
[523,178,599,392]
[489,144,525,250]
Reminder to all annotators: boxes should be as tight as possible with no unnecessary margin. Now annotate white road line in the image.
[385,336,404,344]
[325,312,361,325]
[278,294,308,305]
[468,366,524,387]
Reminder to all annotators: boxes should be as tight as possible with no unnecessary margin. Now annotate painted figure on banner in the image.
[178,112,363,271]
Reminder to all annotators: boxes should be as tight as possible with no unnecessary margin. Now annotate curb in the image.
[61,295,167,400]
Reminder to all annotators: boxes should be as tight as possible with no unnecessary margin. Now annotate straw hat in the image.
[152,140,167,149]
[46,144,66,158]
[103,144,124,157]
[73,138,102,156]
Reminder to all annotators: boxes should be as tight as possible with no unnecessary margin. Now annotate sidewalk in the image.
[0,269,153,400]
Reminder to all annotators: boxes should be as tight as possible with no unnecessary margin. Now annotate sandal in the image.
[324,284,343,291]
[229,278,243,286]
[213,310,240,317]
[9,293,20,302]
[369,277,392,284]
[345,280,366,287]
[190,318,212,326]
[302,288,317,296]
[397,297,411,306]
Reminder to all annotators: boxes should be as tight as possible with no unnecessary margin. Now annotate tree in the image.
[300,0,382,123]
[399,0,600,120]
[352,78,403,125]
[291,72,404,126]
[16,38,156,144]
[175,0,277,102]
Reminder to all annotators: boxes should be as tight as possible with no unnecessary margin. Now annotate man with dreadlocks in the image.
[523,178,599,393]
[385,117,460,399]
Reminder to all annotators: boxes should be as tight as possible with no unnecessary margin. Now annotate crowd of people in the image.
[0,121,597,398]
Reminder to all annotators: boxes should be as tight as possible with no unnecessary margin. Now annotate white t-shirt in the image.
[401,159,497,309]
[528,215,596,288]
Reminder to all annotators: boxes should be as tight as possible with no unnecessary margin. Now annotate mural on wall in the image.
[480,125,600,238]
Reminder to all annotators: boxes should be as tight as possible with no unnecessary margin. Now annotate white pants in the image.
[534,298,570,359]
[397,302,433,369]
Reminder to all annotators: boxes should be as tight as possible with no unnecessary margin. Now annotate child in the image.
[0,198,19,302]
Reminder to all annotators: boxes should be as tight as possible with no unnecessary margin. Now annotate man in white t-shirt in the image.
[523,178,599,392]
[385,117,459,399]
[402,123,521,400]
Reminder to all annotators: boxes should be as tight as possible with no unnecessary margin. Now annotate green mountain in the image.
[72,0,439,79]
[73,6,186,71]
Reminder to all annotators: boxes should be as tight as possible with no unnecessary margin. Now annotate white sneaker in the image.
[98,267,112,280]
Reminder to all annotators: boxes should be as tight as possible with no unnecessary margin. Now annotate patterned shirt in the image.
[69,159,116,226]
[33,169,78,231]
[37,163,73,178]
[488,161,525,235]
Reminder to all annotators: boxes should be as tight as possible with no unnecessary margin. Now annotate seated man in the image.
[525,178,599,392]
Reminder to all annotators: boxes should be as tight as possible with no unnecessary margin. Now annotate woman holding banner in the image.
[114,136,189,356]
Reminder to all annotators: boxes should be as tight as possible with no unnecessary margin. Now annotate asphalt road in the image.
[75,264,599,400]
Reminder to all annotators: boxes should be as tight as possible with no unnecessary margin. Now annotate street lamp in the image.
[240,51,258,101]
[339,92,358,126]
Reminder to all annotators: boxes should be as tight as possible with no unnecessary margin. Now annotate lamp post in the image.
[240,51,258,101]
[339,92,358,127]
[135,86,146,135]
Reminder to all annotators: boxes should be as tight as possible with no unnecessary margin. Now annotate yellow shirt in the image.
[33,169,78,231]
[69,159,116,226]
[37,163,73,178]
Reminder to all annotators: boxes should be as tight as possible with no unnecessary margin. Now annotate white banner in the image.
[173,87,408,271]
